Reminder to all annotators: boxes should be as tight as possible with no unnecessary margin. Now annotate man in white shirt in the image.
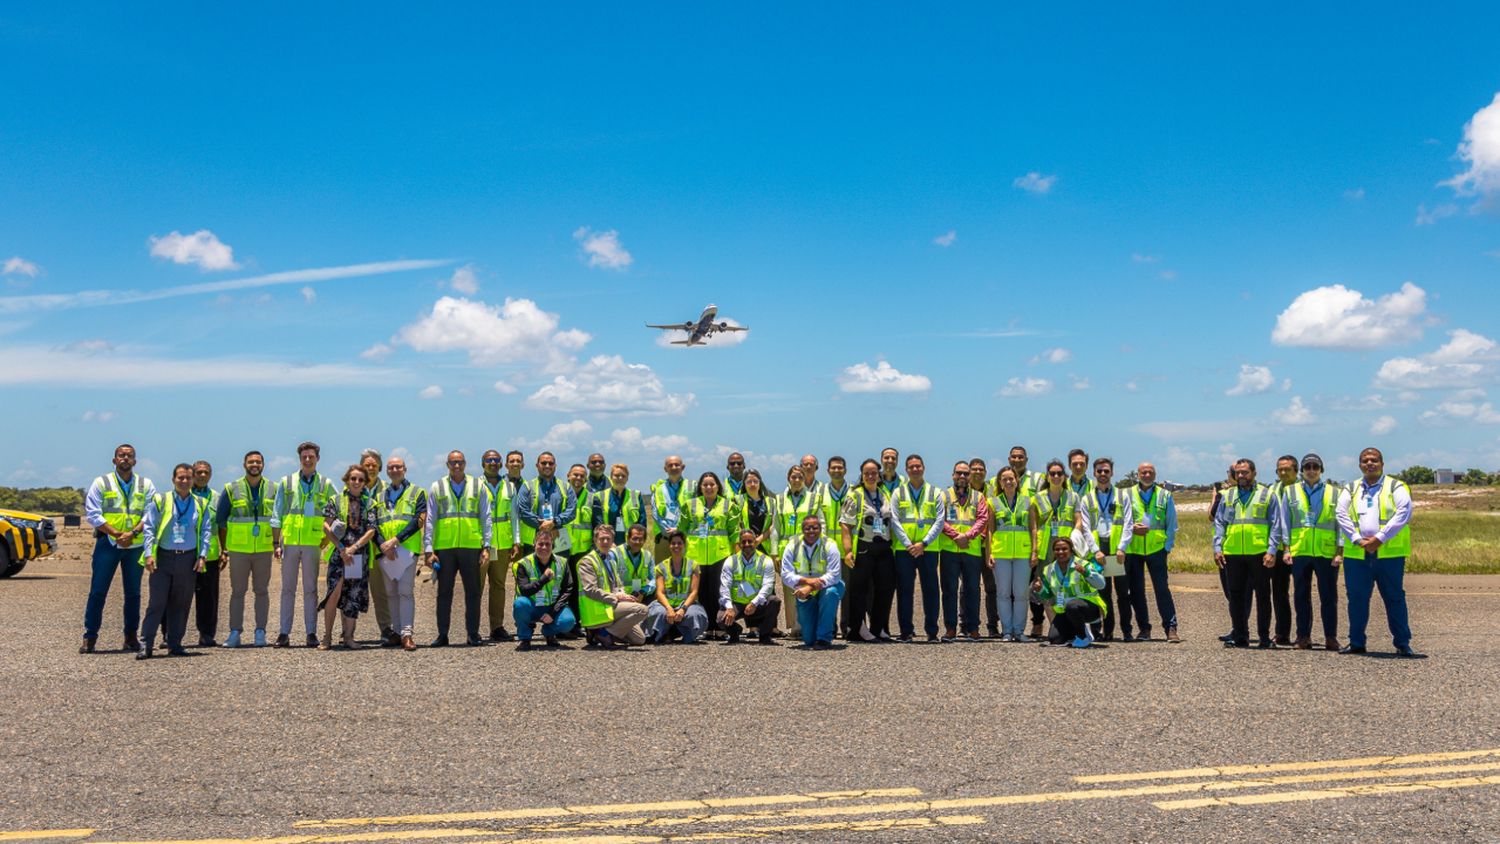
[1334,447,1415,657]
[779,515,844,649]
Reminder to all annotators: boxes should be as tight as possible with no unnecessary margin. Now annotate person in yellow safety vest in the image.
[1086,457,1131,643]
[585,452,611,494]
[1335,447,1415,657]
[984,465,1038,642]
[1116,462,1182,644]
[967,458,1002,639]
[1005,444,1048,637]
[647,530,708,643]
[514,451,576,555]
[681,471,740,638]
[375,456,426,651]
[1262,454,1300,646]
[735,469,778,560]
[820,456,852,531]
[271,441,338,649]
[1213,457,1281,649]
[878,447,903,495]
[423,450,494,648]
[1030,535,1107,648]
[315,465,379,651]
[511,529,577,651]
[216,450,275,649]
[821,456,858,637]
[592,463,646,549]
[354,450,394,645]
[936,460,991,642]
[478,448,524,642]
[610,523,657,605]
[1281,453,1344,651]
[136,463,212,659]
[182,459,224,649]
[775,463,821,638]
[1209,463,1240,643]
[81,443,157,654]
[577,525,649,648]
[648,454,692,556]
[558,463,595,630]
[892,454,945,642]
[719,528,782,644]
[839,459,897,642]
[778,514,845,649]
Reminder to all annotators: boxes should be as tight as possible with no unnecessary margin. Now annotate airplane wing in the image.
[646,322,696,331]
[669,338,698,346]
[717,324,749,332]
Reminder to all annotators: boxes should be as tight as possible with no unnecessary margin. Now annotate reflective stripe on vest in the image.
[150,491,207,554]
[1035,488,1084,558]
[789,538,837,596]
[658,559,695,607]
[988,490,1035,559]
[224,477,275,554]
[519,478,565,546]
[1287,482,1338,558]
[1347,476,1412,558]
[893,482,940,550]
[1128,485,1171,555]
[192,489,221,559]
[936,488,982,556]
[488,478,517,550]
[379,483,423,554]
[98,473,149,535]
[1223,485,1272,555]
[727,552,771,604]
[685,497,733,565]
[431,476,484,551]
[515,553,561,606]
[563,486,595,554]
[613,547,656,594]
[577,551,617,628]
[1042,560,1107,617]
[775,491,820,554]
[280,473,335,547]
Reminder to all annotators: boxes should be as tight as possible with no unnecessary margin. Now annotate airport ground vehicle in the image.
[0,508,57,577]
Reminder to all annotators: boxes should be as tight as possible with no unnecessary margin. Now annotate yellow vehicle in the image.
[0,509,57,577]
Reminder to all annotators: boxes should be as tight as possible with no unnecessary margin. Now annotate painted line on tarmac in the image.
[293,789,924,829]
[0,831,94,841]
[1153,774,1500,810]
[476,813,987,843]
[1074,747,1500,784]
[88,828,501,844]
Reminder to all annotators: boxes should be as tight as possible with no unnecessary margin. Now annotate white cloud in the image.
[1070,376,1092,391]
[1013,171,1057,195]
[1131,253,1159,264]
[1416,203,1459,226]
[1135,420,1251,441]
[3,256,39,277]
[1030,347,1072,365]
[1441,92,1500,207]
[0,345,404,388]
[1375,329,1499,390]
[1225,364,1275,396]
[1371,415,1398,435]
[517,420,594,450]
[449,264,480,294]
[0,258,451,314]
[361,342,393,361]
[838,360,931,394]
[998,376,1052,397]
[1157,442,1241,480]
[594,426,691,454]
[1278,396,1317,426]
[1344,187,1366,201]
[654,318,750,348]
[395,296,591,368]
[933,230,957,247]
[81,410,117,423]
[1418,389,1500,425]
[147,229,240,271]
[573,227,633,270]
[299,286,316,304]
[1270,282,1426,349]
[418,385,443,400]
[524,355,695,416]
[492,379,518,395]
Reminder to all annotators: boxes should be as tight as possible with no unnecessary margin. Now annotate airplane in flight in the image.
[646,304,749,346]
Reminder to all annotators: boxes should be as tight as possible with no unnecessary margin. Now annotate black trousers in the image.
[1094,575,1132,638]
[980,564,1000,633]
[1029,564,1046,627]
[190,559,221,641]
[698,561,725,632]
[141,550,196,649]
[1049,599,1102,643]
[1224,553,1272,645]
[864,541,896,637]
[727,597,781,640]
[434,547,483,639]
[1271,549,1292,640]
[564,551,587,628]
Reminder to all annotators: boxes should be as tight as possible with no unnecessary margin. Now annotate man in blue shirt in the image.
[137,463,212,659]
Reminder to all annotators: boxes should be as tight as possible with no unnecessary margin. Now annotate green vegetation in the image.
[0,487,84,516]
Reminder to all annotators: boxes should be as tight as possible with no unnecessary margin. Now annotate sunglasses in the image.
[1048,470,1065,476]
[483,457,502,464]
[447,460,464,466]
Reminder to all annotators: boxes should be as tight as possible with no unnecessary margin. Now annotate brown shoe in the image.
[401,635,416,652]
[79,637,96,654]
[1325,637,1341,652]
[942,628,958,642]
[1273,635,1292,646]
[1166,627,1181,643]
[1293,637,1312,650]
[967,629,982,641]
[1030,622,1044,638]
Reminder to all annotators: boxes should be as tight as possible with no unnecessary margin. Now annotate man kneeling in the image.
[720,528,781,644]
[512,531,577,650]
[578,524,648,648]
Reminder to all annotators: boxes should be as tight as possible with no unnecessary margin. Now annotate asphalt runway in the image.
[3,528,1498,843]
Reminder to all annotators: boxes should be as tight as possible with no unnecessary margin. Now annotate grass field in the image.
[1168,486,1500,574]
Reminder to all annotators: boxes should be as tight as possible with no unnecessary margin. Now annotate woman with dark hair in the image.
[736,468,778,557]
[681,471,739,637]
[839,459,897,641]
[1031,535,1107,648]
[317,465,379,650]
[985,465,1039,642]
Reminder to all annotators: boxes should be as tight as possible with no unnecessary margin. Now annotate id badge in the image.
[541,502,554,520]
[872,519,887,538]
[615,516,625,532]
[171,524,186,544]
[698,517,711,538]
[252,524,261,537]
[789,514,799,529]
[948,505,957,521]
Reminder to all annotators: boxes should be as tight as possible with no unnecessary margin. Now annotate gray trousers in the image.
[141,550,196,649]
[228,551,273,633]
[279,544,321,635]
[380,548,417,637]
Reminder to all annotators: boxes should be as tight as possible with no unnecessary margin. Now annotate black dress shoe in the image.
[1339,645,1367,655]
[305,634,319,648]
[429,635,450,648]
[80,637,96,654]
[1396,645,1415,657]
[197,637,216,648]
[1223,639,1249,649]
[544,635,560,647]
[756,635,777,645]
[168,646,189,657]
[1218,632,1235,643]
[1257,640,1275,649]
[273,634,291,648]
[491,627,514,642]
[123,635,141,652]
[1121,632,1135,643]
[465,636,485,647]
[135,645,153,661]
[516,641,533,652]
[813,640,833,650]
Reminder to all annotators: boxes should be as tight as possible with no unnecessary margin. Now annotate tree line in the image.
[0,487,85,515]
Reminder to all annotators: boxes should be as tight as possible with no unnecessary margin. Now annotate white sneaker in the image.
[859,622,876,642]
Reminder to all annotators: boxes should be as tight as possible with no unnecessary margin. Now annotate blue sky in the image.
[3,3,1499,488]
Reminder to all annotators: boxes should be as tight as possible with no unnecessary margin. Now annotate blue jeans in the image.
[1344,553,1410,649]
[511,598,577,641]
[894,549,939,637]
[83,535,145,638]
[795,581,845,646]
[1291,555,1339,641]
[938,552,981,632]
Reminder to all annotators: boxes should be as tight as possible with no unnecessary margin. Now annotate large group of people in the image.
[78,441,1416,658]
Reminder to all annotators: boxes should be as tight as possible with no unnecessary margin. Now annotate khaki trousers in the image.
[483,547,513,633]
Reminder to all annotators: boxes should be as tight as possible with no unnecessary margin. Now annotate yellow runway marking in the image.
[294,789,922,829]
[0,832,94,842]
[1074,747,1500,784]
[465,815,983,844]
[89,828,499,844]
[1153,774,1500,810]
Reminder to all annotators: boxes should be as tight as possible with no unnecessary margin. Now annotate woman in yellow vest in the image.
[736,469,777,557]
[316,465,379,651]
[1030,536,1107,648]
[775,464,819,638]
[647,530,708,643]
[839,459,897,641]
[680,472,739,639]
[985,466,1039,642]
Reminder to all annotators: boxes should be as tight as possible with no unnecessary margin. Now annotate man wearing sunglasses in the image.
[423,450,494,647]
[585,453,610,494]
[1283,453,1343,650]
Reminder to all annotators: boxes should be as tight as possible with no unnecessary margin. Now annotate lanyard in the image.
[115,472,134,501]
[387,482,403,510]
[1096,488,1113,519]
[1045,491,1067,529]
[611,489,625,518]
[828,483,848,503]
[863,486,882,515]
[601,553,619,589]
[300,474,317,500]
[997,492,1022,525]
[173,493,193,527]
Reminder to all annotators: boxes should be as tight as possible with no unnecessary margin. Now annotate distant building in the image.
[1434,468,1457,485]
